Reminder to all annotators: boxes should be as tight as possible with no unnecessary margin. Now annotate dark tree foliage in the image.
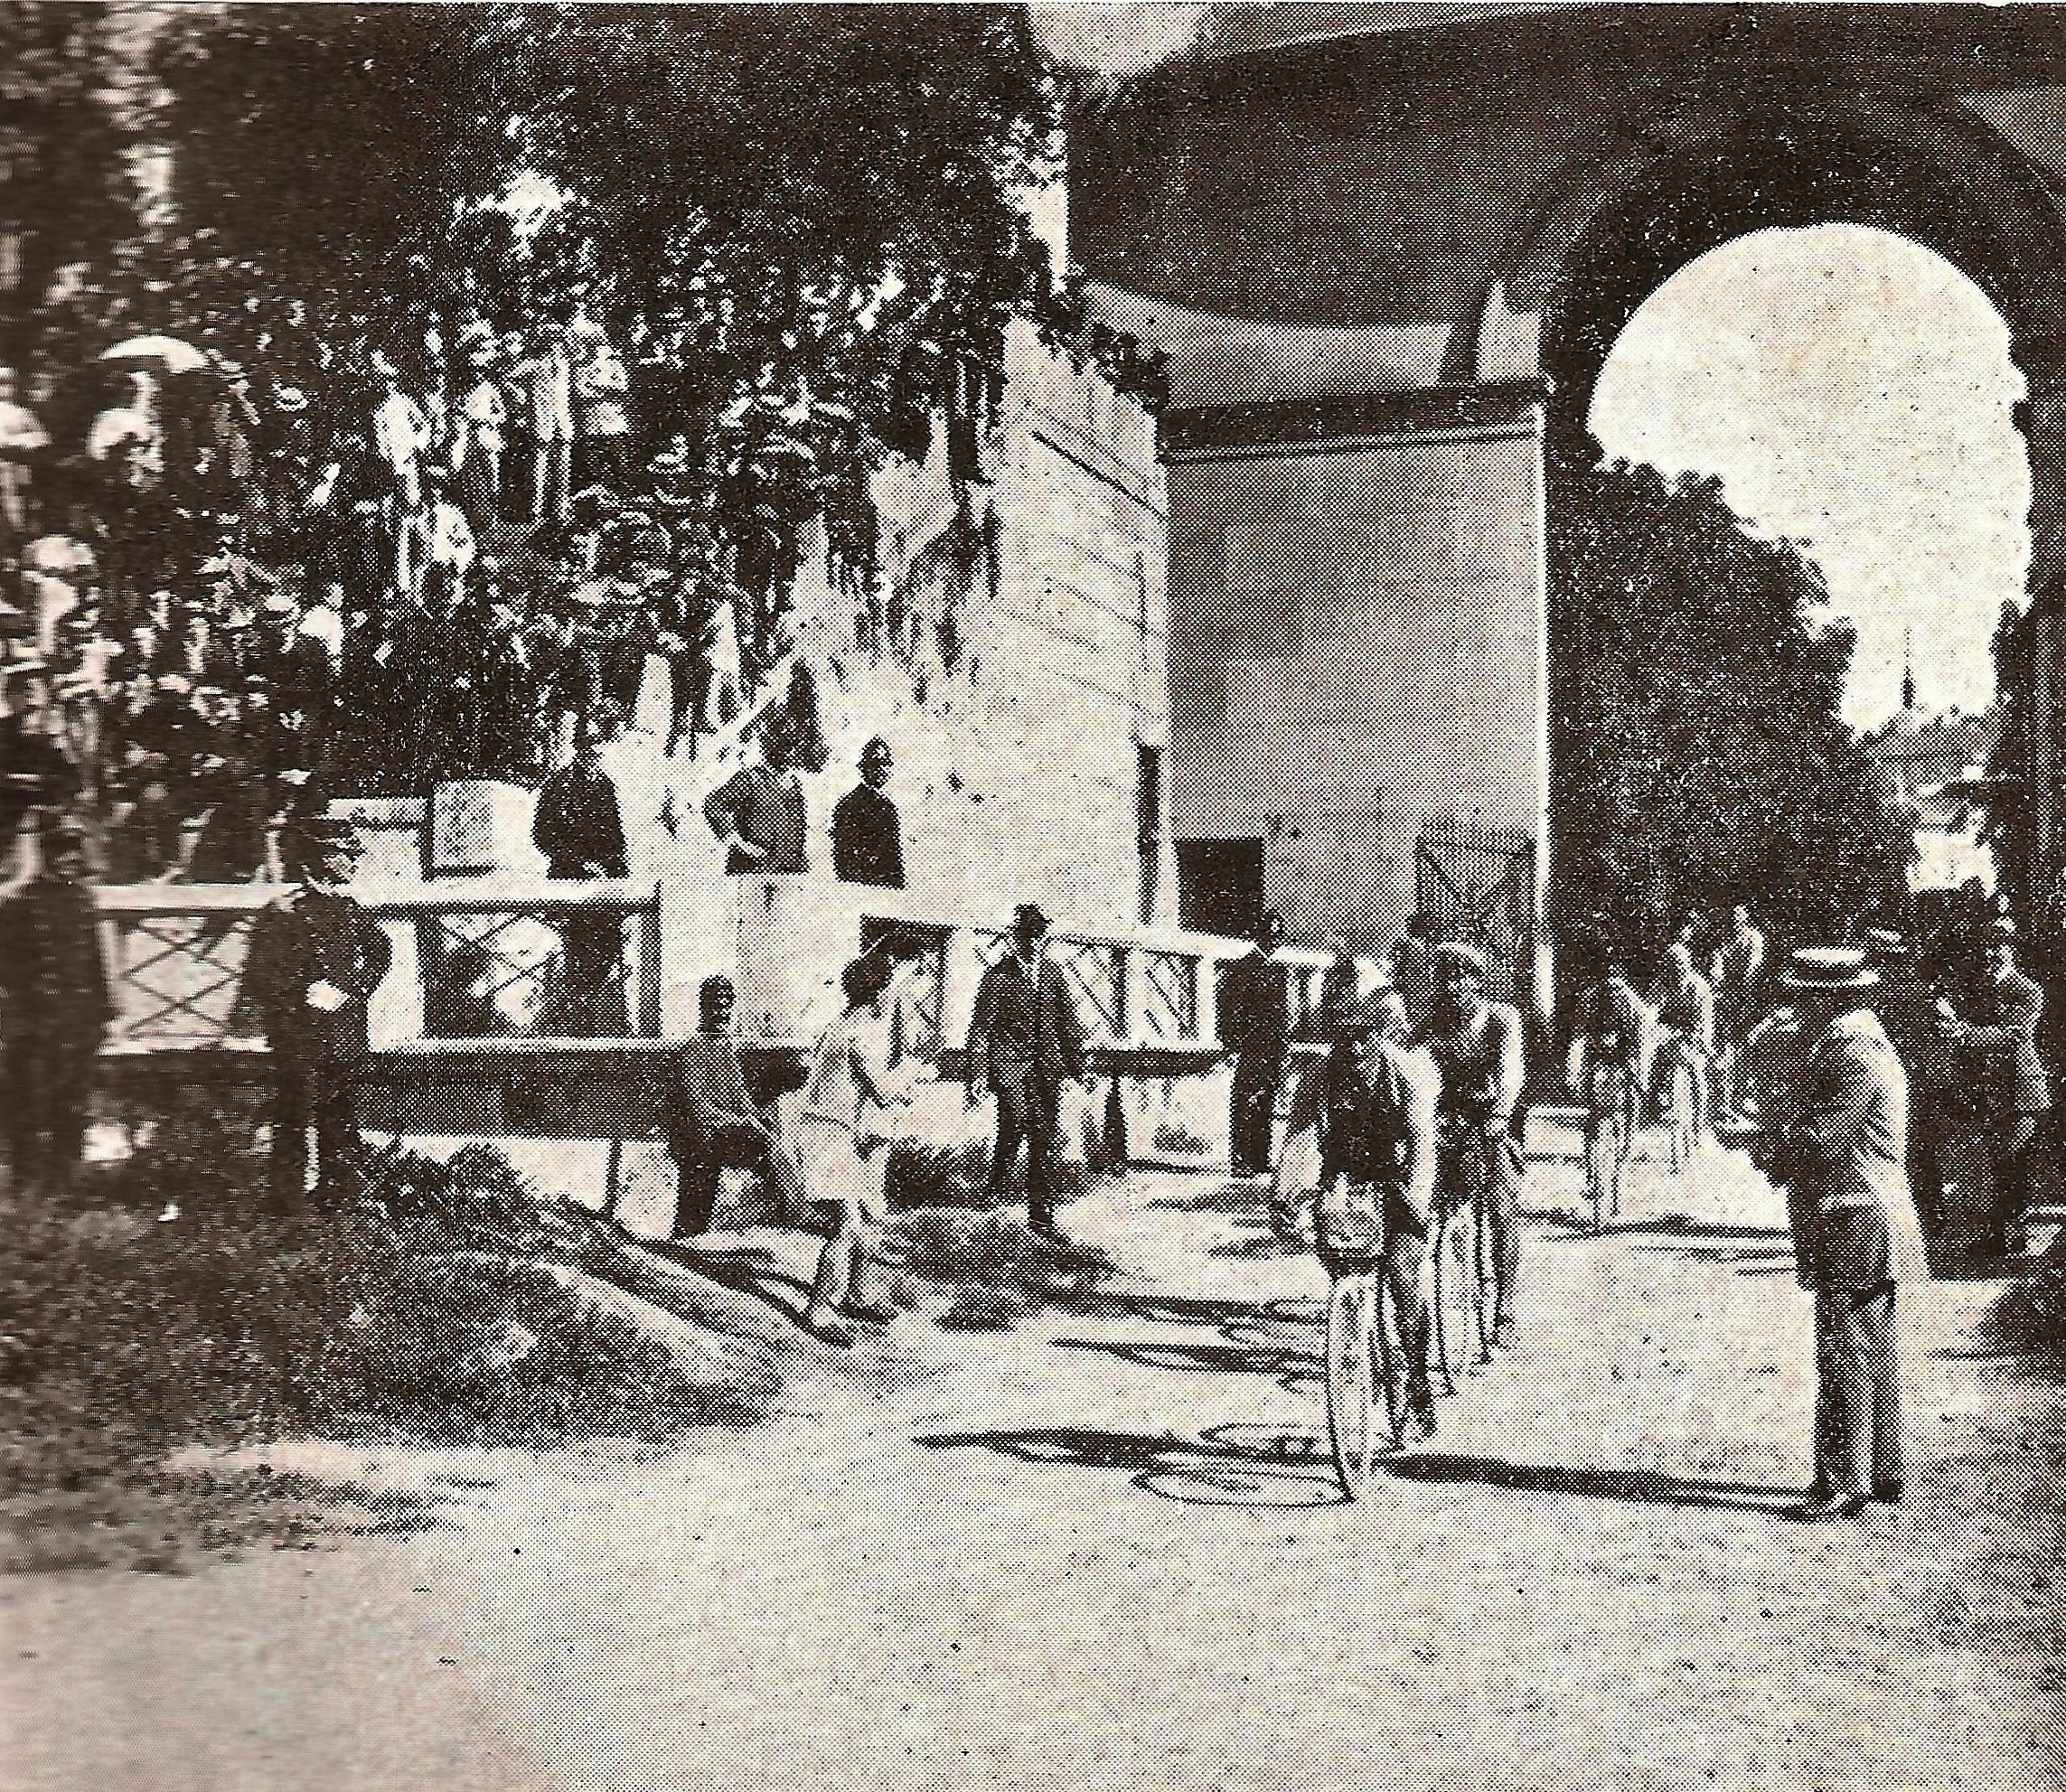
[1549,437,1915,964]
[0,1,137,375]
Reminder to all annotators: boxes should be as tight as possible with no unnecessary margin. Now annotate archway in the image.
[1509,100,2066,946]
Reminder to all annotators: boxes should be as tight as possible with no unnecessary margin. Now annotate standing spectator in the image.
[831,737,905,888]
[1770,948,1927,1520]
[1313,939,1361,1040]
[236,816,392,1215]
[0,663,78,862]
[663,974,800,1239]
[1712,902,1768,1123]
[0,364,51,543]
[703,720,808,874]
[1864,926,1957,1242]
[1653,941,1717,1143]
[1412,943,1527,1349]
[964,903,1089,1243]
[574,338,634,494]
[1391,912,1439,1031]
[532,730,629,1035]
[0,820,113,1197]
[796,953,921,1345]
[1942,919,2052,1259]
[1220,910,1291,1179]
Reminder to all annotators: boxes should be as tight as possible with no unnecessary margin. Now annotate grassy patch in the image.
[0,1112,775,1570]
[887,1207,1119,1330]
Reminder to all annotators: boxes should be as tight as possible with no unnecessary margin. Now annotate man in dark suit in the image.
[0,819,113,1197]
[831,737,905,888]
[237,815,392,1215]
[964,903,1088,1242]
[1220,910,1291,1178]
[1771,948,1929,1520]
[532,729,629,1035]
[1945,919,2052,1258]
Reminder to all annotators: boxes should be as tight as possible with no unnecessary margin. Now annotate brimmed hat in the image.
[1431,941,1488,980]
[1012,903,1052,935]
[284,814,362,852]
[1781,947,1879,992]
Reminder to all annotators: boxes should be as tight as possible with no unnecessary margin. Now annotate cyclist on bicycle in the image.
[1565,949,1651,1098]
[1272,994,1441,1438]
[1652,942,1716,1145]
[1411,943,1526,1350]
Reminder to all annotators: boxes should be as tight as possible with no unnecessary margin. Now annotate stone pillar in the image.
[2013,343,2066,913]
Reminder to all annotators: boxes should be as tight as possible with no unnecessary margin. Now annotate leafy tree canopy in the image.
[1550,437,1916,964]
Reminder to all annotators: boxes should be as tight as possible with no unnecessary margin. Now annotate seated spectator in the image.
[665,974,802,1238]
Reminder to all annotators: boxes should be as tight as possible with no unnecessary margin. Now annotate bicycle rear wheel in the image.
[1325,1271,1379,1499]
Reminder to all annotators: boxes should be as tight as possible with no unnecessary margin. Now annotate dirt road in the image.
[5,1136,2063,1792]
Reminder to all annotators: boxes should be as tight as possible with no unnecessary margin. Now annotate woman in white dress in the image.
[798,953,920,1345]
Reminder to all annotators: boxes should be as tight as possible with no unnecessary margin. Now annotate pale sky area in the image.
[1591,223,2029,731]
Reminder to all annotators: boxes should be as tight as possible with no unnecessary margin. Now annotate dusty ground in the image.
[4,1130,2063,1792]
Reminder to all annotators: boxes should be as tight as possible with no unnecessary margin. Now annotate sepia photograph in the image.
[1,3,2063,1787]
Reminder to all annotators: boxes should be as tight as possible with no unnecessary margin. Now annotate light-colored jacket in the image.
[1787,1008,1929,1286]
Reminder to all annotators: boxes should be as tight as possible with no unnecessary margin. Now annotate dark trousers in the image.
[1229,1048,1285,1176]
[1439,1128,1522,1328]
[1814,1283,1902,1496]
[668,1120,784,1237]
[269,1055,362,1214]
[5,1045,96,1195]
[1986,1113,2042,1252]
[989,1073,1064,1227]
[1366,1191,1434,1403]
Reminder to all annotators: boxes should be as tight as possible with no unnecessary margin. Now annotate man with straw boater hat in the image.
[1770,946,1928,1520]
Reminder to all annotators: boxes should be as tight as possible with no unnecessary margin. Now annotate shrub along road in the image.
[4,1135,2063,1792]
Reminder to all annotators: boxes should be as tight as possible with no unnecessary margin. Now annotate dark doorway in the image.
[1177,839,1264,940]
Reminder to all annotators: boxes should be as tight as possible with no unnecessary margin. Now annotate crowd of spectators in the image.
[0,300,773,883]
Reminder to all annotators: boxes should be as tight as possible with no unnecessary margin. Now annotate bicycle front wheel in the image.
[1325,1271,1379,1500]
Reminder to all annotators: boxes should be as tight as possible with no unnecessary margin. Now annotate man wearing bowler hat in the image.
[237,814,391,1214]
[1772,947,1928,1520]
[964,903,1088,1242]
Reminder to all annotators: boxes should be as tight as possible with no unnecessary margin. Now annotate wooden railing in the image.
[97,878,664,1054]
[96,870,1389,1067]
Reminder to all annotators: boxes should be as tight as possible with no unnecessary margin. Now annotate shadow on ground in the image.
[1385,1452,1801,1513]
[917,1422,1348,1507]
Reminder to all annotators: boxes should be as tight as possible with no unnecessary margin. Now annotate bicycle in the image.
[1315,1196,1408,1499]
[1431,1117,1494,1392]
[1580,1051,1639,1231]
